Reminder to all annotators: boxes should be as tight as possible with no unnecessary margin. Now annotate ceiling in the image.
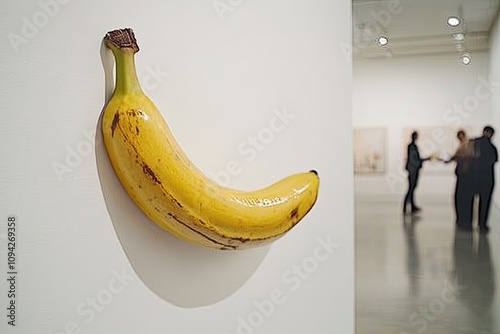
[352,0,500,59]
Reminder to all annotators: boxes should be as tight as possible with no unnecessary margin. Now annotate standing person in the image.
[403,131,430,214]
[443,130,474,230]
[471,126,498,233]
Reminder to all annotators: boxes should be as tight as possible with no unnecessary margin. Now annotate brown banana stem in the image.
[104,28,139,53]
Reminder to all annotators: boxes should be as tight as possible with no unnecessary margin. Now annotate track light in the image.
[452,33,465,42]
[377,36,389,47]
[459,52,471,65]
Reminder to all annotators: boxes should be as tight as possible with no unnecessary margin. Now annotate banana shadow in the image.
[95,39,270,308]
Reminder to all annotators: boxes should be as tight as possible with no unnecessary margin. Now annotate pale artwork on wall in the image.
[401,126,477,174]
[353,127,386,174]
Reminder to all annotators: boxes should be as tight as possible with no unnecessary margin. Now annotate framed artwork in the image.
[353,127,386,174]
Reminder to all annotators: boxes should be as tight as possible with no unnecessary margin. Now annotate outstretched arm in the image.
[441,155,456,164]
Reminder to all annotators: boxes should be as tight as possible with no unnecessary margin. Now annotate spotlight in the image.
[447,16,461,27]
[377,36,389,47]
[452,33,465,42]
[459,52,471,65]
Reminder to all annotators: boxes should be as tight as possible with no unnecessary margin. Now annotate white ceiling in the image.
[352,0,500,59]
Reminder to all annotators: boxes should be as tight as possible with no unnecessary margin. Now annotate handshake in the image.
[425,152,455,164]
[423,153,442,162]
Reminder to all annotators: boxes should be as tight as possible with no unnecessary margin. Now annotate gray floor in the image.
[356,196,500,334]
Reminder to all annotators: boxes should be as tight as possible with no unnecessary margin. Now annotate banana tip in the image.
[309,169,318,176]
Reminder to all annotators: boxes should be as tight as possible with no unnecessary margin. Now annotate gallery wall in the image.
[0,1,353,333]
[353,52,492,201]
[488,12,500,208]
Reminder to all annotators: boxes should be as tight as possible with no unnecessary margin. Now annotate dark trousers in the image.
[476,177,494,229]
[404,170,419,212]
[455,173,474,229]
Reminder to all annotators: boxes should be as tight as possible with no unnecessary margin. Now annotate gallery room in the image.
[2,0,500,333]
[1,1,352,334]
[354,0,500,333]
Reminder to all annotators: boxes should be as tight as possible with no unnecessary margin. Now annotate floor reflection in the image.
[453,230,495,332]
[356,200,500,334]
[403,214,421,297]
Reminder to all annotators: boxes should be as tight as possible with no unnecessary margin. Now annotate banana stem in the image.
[104,28,142,96]
[113,50,142,95]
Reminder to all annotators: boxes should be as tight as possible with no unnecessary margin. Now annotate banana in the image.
[101,28,320,250]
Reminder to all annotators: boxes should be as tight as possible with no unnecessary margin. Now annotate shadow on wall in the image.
[94,37,269,308]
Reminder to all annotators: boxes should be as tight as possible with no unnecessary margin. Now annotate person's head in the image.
[483,125,495,139]
[411,131,418,142]
[457,129,467,142]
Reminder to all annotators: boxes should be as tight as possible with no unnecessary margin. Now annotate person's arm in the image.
[442,156,454,164]
[443,141,472,163]
[442,150,459,164]
[420,150,431,162]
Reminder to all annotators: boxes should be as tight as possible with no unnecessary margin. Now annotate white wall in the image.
[0,1,353,333]
[488,12,500,207]
[353,52,492,200]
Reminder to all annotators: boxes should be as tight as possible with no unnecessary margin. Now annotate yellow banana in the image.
[101,28,320,250]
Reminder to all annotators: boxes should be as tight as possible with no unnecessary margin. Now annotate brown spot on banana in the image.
[289,207,299,220]
[111,112,120,137]
[233,236,251,243]
[157,205,290,250]
[142,164,161,184]
[166,213,238,250]
[173,198,183,208]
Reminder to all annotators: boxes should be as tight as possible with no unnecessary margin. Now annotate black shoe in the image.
[411,207,422,213]
[479,226,490,234]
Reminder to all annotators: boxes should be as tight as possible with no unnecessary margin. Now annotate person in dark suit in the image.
[471,126,498,233]
[443,130,474,230]
[403,131,430,214]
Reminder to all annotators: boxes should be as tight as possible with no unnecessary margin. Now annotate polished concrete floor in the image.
[356,196,500,334]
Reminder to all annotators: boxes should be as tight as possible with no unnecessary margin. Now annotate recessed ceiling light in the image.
[377,36,389,47]
[460,53,471,65]
[447,16,461,27]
